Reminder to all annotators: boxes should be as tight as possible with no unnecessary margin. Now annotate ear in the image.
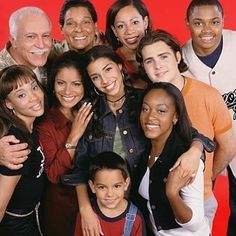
[173,112,178,125]
[124,177,131,191]
[10,35,17,48]
[111,25,118,38]
[88,180,96,194]
[5,99,13,110]
[176,51,181,64]
[185,17,190,29]
[143,16,149,31]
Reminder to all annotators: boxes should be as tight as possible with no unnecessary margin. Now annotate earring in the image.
[173,119,177,125]
[94,87,103,96]
[11,108,16,115]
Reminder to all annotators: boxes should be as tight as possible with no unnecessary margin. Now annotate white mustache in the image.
[30,49,50,54]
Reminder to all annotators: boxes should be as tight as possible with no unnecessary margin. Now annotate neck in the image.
[172,74,185,92]
[59,107,74,121]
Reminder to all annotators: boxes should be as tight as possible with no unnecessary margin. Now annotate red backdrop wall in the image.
[0,0,236,49]
[0,1,235,236]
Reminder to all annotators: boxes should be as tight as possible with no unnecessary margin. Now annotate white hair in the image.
[9,6,52,39]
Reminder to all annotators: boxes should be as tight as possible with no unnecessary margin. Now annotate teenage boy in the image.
[74,151,146,236]
[182,1,236,235]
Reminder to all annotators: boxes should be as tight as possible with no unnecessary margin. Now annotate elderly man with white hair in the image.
[0,6,52,84]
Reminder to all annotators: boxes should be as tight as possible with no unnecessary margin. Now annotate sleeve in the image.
[38,122,73,184]
[131,209,147,236]
[191,127,216,153]
[0,128,29,176]
[176,161,209,233]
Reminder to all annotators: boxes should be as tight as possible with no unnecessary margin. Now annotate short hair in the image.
[141,82,192,146]
[186,0,224,21]
[59,0,97,26]
[105,0,152,50]
[89,151,130,182]
[9,6,52,39]
[136,29,188,73]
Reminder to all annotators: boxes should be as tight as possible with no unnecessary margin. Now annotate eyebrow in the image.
[143,52,170,62]
[115,16,140,23]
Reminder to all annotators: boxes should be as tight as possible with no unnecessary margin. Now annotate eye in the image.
[73,82,82,87]
[43,34,50,39]
[97,185,105,190]
[160,55,168,60]
[157,109,166,115]
[114,184,122,189]
[116,24,124,30]
[193,21,202,27]
[56,80,64,86]
[91,75,99,81]
[26,34,35,40]
[83,20,91,25]
[212,20,220,26]
[32,84,39,90]
[132,20,140,25]
[141,105,149,112]
[18,93,26,98]
[105,66,112,72]
[144,59,153,65]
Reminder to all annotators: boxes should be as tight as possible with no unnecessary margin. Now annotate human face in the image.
[89,169,130,213]
[5,78,44,131]
[186,5,224,56]
[87,57,125,100]
[112,5,148,51]
[10,13,52,69]
[54,66,84,113]
[61,7,97,52]
[142,41,181,85]
[140,89,177,142]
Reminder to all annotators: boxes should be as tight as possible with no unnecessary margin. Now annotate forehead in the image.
[94,169,124,182]
[17,13,51,33]
[55,66,82,80]
[65,6,92,20]
[142,41,173,57]
[189,5,223,19]
[115,5,142,21]
[87,57,115,71]
[144,89,174,105]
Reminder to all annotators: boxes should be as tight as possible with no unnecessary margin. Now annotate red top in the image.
[38,106,78,236]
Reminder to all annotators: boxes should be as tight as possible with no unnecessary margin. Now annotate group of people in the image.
[0,0,235,236]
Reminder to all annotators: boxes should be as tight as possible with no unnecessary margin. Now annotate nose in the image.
[125,24,135,35]
[202,22,212,32]
[35,36,45,48]
[147,109,157,120]
[106,188,114,197]
[64,84,72,94]
[100,74,109,85]
[73,22,82,32]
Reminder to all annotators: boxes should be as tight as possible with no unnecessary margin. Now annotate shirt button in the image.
[118,109,123,114]
[212,71,216,75]
[129,148,134,153]
[123,130,128,135]
[151,205,156,210]
[157,226,162,230]
[149,179,152,184]
[163,177,167,183]
[88,134,93,140]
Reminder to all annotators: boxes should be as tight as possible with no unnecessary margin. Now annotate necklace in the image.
[107,94,126,103]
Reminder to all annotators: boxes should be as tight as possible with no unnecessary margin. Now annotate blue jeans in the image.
[227,166,236,236]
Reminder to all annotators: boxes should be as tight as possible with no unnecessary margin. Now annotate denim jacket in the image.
[62,88,148,185]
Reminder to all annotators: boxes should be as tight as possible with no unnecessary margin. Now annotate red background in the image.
[0,0,236,49]
[0,1,234,235]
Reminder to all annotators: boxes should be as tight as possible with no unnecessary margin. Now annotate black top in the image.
[0,126,45,210]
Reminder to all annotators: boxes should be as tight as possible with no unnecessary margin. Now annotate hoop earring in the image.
[94,87,103,96]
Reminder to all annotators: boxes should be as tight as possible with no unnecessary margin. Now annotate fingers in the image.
[0,135,20,144]
[76,102,93,123]
[169,159,181,172]
[8,143,29,153]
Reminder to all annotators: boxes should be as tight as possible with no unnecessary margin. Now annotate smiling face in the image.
[87,57,125,101]
[5,78,44,131]
[112,5,148,51]
[89,169,130,213]
[141,41,181,85]
[54,66,84,113]
[186,5,224,56]
[140,88,177,142]
[61,6,97,52]
[10,13,52,69]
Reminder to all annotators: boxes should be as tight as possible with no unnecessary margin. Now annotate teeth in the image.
[74,36,86,40]
[146,124,159,129]
[32,103,42,110]
[62,96,75,102]
[201,36,214,41]
[125,36,138,44]
[104,82,115,90]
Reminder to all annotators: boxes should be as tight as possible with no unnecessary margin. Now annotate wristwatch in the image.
[65,143,77,149]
